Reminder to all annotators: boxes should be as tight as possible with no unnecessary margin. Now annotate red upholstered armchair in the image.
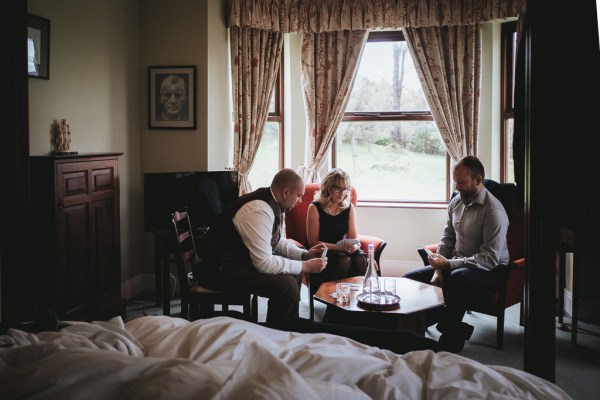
[285,182,387,320]
[418,180,525,349]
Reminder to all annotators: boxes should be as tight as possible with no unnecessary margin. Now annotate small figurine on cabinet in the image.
[54,119,77,154]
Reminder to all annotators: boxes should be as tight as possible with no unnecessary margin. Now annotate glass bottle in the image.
[362,243,380,303]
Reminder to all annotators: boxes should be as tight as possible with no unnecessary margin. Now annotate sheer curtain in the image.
[230,26,284,194]
[404,24,481,161]
[298,30,368,182]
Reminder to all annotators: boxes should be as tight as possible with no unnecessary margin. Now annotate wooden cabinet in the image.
[30,153,124,322]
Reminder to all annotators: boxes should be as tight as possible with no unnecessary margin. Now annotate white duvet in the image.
[0,315,571,399]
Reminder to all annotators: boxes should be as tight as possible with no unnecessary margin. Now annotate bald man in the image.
[198,169,327,323]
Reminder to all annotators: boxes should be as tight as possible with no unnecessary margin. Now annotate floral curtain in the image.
[227,0,525,181]
[404,24,481,161]
[299,29,368,182]
[228,0,526,32]
[231,26,284,194]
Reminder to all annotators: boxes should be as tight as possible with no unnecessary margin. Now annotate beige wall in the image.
[28,0,143,293]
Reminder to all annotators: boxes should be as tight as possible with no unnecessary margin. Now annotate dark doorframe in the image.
[521,0,600,382]
[0,0,31,327]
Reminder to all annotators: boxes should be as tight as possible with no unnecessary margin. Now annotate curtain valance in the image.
[228,0,525,32]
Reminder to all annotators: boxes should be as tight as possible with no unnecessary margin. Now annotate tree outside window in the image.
[334,31,448,203]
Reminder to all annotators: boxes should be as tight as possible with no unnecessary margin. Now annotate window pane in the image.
[268,91,275,113]
[248,122,279,189]
[346,41,429,112]
[509,31,517,111]
[506,118,515,183]
[335,120,446,202]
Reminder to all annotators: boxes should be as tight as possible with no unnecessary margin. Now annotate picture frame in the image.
[148,65,196,130]
[27,14,50,80]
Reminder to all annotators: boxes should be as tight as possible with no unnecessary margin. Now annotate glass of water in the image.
[336,282,351,304]
[384,279,397,304]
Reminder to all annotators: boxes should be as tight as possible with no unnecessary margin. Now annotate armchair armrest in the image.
[503,257,525,307]
[512,257,525,270]
[418,244,438,266]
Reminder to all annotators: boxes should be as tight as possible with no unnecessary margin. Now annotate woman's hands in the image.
[341,242,359,254]
[335,238,360,254]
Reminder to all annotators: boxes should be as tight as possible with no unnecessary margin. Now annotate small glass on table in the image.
[336,282,351,304]
[384,278,398,304]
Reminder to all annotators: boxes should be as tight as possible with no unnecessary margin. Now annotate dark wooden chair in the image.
[284,183,387,320]
[172,209,258,322]
[417,180,525,349]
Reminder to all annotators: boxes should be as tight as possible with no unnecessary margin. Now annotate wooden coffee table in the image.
[314,276,444,335]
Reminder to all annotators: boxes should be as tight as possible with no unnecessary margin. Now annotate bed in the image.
[0,315,570,399]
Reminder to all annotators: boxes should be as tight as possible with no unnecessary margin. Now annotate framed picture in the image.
[27,14,50,79]
[148,65,196,130]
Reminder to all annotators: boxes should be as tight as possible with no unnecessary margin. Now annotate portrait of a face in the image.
[149,66,196,129]
[159,75,187,121]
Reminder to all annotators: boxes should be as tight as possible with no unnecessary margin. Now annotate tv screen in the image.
[143,171,239,232]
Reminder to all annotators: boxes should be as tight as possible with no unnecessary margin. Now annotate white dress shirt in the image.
[232,198,305,275]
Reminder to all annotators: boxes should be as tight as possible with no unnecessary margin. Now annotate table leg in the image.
[162,250,171,316]
[154,234,162,307]
[571,252,579,344]
[558,244,566,326]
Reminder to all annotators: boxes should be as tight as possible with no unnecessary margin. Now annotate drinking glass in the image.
[384,279,397,304]
[336,282,351,304]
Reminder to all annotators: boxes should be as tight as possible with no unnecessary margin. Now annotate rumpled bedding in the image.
[0,315,571,399]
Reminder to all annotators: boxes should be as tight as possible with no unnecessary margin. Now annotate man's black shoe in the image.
[439,333,466,353]
[437,322,474,353]
[436,321,474,340]
[460,322,475,340]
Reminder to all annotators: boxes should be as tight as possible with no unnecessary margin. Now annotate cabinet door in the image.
[57,202,92,317]
[56,158,121,319]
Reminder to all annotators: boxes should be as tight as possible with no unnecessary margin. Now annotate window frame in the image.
[332,30,451,205]
[266,56,284,170]
[500,21,517,183]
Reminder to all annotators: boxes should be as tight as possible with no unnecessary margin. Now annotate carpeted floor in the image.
[126,284,600,400]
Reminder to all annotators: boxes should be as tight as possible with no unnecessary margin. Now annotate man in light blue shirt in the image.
[405,156,509,352]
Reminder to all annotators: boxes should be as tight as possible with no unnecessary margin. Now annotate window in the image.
[248,59,284,189]
[501,21,517,183]
[333,31,448,203]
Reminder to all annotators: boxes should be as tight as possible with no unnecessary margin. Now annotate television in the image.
[143,171,239,232]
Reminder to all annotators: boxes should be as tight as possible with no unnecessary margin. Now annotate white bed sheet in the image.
[0,315,571,399]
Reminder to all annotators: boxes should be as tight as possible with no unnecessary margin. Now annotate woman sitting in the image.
[306,168,368,292]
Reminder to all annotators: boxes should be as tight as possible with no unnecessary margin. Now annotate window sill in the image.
[357,201,448,210]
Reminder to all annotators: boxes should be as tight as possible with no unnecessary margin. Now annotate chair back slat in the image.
[171,209,198,318]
